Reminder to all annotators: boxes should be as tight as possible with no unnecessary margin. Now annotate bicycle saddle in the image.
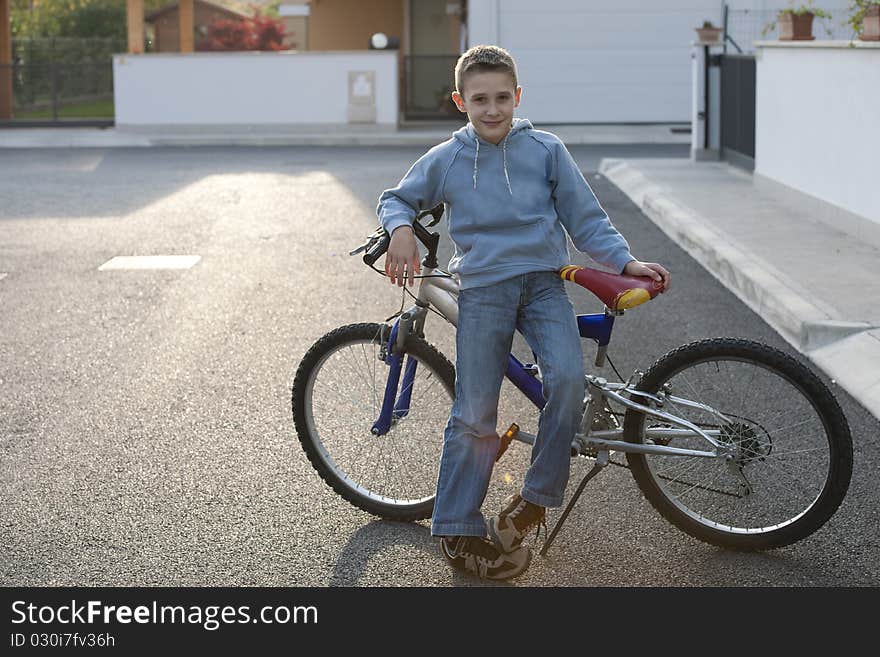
[559,265,663,311]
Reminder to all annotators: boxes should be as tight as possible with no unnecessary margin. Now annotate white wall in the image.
[755,42,880,223]
[467,0,725,123]
[113,51,398,127]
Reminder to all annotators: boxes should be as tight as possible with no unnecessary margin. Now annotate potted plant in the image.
[845,1,880,40]
[763,2,833,41]
[695,20,723,44]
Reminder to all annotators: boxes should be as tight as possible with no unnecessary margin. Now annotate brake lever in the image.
[349,242,369,256]
[349,227,387,257]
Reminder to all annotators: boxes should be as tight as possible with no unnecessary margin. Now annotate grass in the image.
[13,98,114,119]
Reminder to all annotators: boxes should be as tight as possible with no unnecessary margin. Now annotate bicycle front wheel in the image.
[292,323,454,521]
[623,338,852,550]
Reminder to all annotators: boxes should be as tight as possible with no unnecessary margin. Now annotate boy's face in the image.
[452,71,522,145]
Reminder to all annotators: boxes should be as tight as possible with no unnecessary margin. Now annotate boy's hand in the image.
[624,260,671,291]
[385,225,421,287]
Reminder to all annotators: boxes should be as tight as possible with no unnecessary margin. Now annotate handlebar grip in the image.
[363,233,390,266]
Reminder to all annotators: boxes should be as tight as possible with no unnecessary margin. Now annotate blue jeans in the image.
[430,271,585,537]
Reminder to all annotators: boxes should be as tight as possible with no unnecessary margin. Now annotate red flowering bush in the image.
[199,18,253,50]
[198,12,290,51]
[251,14,288,51]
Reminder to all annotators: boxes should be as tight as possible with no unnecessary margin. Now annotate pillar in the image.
[127,0,144,54]
[1,0,12,119]
[179,0,194,53]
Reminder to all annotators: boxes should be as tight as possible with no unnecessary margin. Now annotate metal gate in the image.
[719,54,755,170]
[1,38,120,127]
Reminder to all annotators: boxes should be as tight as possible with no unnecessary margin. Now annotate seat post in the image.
[595,307,622,367]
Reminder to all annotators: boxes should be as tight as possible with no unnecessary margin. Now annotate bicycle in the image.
[291,204,853,554]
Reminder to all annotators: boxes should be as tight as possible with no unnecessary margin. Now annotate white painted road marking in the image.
[0,272,7,281]
[98,256,201,271]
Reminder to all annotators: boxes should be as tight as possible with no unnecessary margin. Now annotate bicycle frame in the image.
[369,265,731,464]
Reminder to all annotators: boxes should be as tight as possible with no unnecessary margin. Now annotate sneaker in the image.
[440,535,532,580]
[487,494,547,553]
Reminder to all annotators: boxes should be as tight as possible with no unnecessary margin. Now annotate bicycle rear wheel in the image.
[292,323,454,521]
[623,338,852,550]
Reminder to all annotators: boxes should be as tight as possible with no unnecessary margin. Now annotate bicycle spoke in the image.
[338,346,376,401]
[758,445,829,458]
[359,341,381,414]
[394,416,451,426]
[747,455,822,481]
[652,454,705,486]
[673,464,727,504]
[313,378,373,418]
[744,454,824,490]
[761,416,822,438]
[407,373,443,410]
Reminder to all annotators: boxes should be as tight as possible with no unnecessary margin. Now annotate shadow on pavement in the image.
[328,519,512,587]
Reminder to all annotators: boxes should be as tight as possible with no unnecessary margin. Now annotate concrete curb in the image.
[599,157,880,420]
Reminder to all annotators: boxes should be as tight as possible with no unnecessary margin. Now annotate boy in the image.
[376,45,669,580]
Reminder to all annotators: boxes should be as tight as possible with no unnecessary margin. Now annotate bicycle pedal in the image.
[495,423,519,462]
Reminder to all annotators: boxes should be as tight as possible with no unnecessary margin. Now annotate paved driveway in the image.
[1,146,877,586]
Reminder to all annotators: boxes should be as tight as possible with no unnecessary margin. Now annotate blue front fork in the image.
[371,320,418,435]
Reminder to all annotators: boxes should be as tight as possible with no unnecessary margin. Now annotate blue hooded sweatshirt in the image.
[377,118,634,290]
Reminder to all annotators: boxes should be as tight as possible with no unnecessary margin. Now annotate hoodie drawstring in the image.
[472,130,513,196]
[502,134,512,195]
[473,138,480,190]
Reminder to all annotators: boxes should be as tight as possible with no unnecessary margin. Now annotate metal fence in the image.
[723,4,856,54]
[2,37,122,124]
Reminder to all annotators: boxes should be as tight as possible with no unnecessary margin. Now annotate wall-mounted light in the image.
[369,33,399,50]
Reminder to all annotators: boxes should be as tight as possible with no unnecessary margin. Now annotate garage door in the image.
[478,0,722,123]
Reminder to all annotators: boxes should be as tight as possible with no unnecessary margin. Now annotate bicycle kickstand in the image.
[539,451,609,557]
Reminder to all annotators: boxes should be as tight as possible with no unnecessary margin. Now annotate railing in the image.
[723,4,854,54]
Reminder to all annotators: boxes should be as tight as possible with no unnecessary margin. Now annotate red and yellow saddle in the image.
[559,265,663,311]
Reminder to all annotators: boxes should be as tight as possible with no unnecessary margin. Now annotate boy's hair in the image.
[454,45,518,96]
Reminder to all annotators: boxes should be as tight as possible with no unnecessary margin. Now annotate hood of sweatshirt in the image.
[452,118,534,195]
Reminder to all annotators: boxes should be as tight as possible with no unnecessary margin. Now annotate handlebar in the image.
[352,203,444,269]
[362,233,390,267]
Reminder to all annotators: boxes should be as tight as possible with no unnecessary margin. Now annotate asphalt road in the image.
[1,145,877,587]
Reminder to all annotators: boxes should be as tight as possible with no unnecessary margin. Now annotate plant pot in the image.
[695,27,723,44]
[779,12,815,41]
[861,5,880,41]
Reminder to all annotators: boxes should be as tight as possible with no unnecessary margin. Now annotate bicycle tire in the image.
[292,322,455,521]
[623,338,852,551]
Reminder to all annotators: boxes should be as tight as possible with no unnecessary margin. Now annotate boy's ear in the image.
[514,86,523,108]
[451,90,466,113]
